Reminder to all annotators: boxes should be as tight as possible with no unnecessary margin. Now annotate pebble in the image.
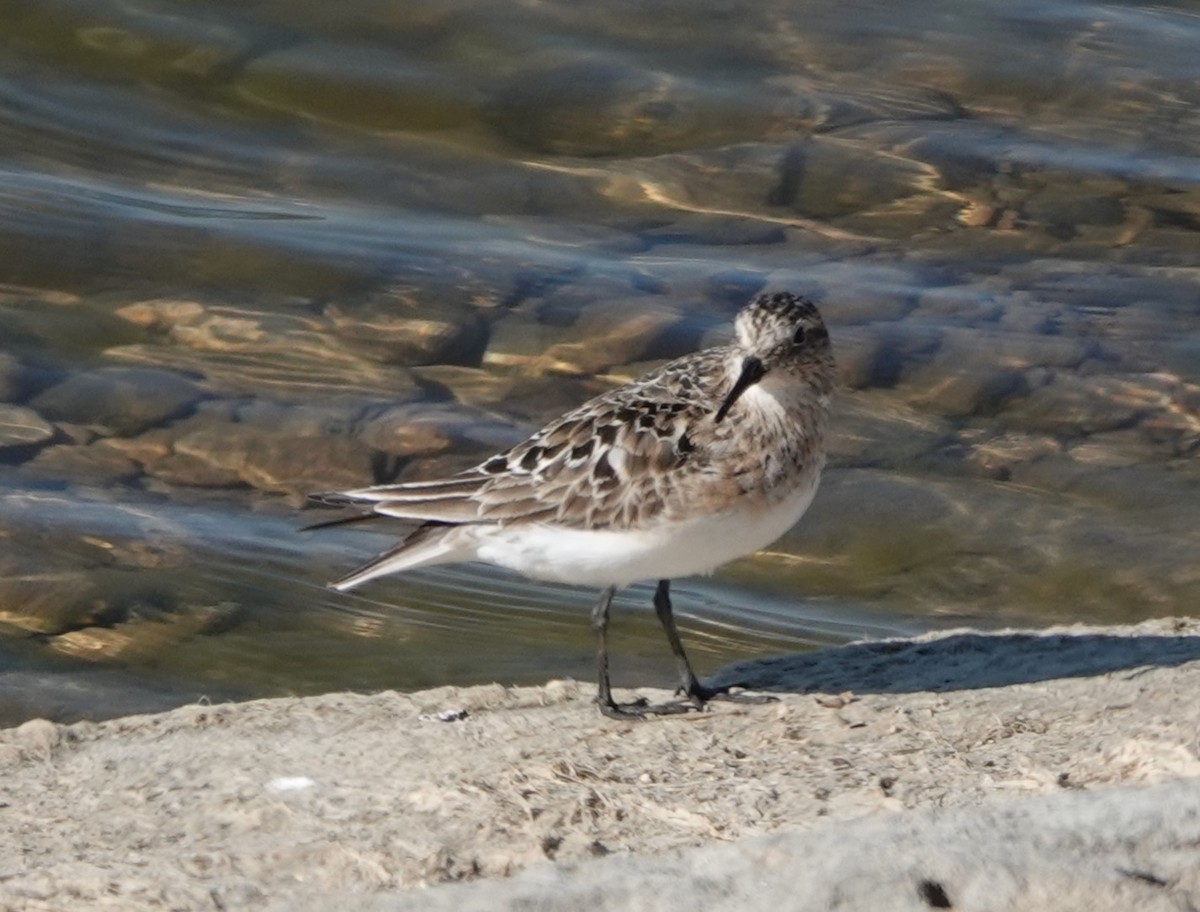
[108,334,422,408]
[355,406,454,458]
[170,423,375,495]
[1002,262,1200,313]
[358,403,522,460]
[0,404,55,451]
[22,443,142,485]
[53,422,98,446]
[46,600,245,663]
[0,353,30,403]
[489,55,703,157]
[411,366,521,410]
[912,288,1006,323]
[483,313,578,374]
[144,451,245,489]
[834,327,902,390]
[114,299,206,331]
[901,329,1032,417]
[642,214,788,247]
[0,565,101,636]
[541,299,683,375]
[615,139,940,235]
[1021,177,1127,235]
[1067,431,1161,469]
[768,76,963,133]
[325,292,489,368]
[233,400,367,440]
[964,432,1061,480]
[906,366,1028,418]
[1002,373,1160,436]
[767,468,962,598]
[31,368,204,438]
[237,43,477,132]
[1018,460,1193,515]
[14,718,60,757]
[1103,304,1200,378]
[412,364,607,425]
[23,0,251,83]
[100,427,174,464]
[828,392,953,468]
[856,322,944,390]
[775,137,929,220]
[487,294,691,377]
[821,287,915,326]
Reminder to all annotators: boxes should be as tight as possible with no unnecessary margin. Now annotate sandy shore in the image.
[3,618,1200,911]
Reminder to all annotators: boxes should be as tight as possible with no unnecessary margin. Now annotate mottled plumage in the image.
[310,291,835,718]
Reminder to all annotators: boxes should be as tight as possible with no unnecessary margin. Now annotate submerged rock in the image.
[237,43,478,132]
[0,353,32,403]
[490,56,718,157]
[31,368,204,438]
[47,602,246,665]
[0,566,102,636]
[170,423,375,496]
[22,443,142,486]
[901,329,1031,418]
[358,402,524,462]
[612,139,959,237]
[485,297,682,376]
[325,291,489,368]
[905,365,1028,419]
[964,432,1061,481]
[542,299,682,375]
[110,300,424,402]
[1002,372,1161,436]
[0,405,55,452]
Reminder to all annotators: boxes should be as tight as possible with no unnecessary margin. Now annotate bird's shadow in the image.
[707,628,1200,695]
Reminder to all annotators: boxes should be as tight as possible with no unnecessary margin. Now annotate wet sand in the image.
[3,618,1200,912]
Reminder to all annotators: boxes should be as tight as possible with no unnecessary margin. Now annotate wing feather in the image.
[308,348,732,531]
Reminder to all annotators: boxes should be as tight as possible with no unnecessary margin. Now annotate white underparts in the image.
[468,474,820,587]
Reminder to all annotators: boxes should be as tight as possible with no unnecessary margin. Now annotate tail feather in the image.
[341,477,486,501]
[329,524,471,592]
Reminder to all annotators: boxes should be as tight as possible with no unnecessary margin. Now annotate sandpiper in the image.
[310,291,835,718]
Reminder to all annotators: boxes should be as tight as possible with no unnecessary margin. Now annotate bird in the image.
[308,291,835,719]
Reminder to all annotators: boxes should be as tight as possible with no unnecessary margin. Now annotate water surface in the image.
[1,0,1198,722]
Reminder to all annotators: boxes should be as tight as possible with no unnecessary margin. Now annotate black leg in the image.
[654,579,777,710]
[653,579,702,698]
[590,586,623,715]
[590,586,692,720]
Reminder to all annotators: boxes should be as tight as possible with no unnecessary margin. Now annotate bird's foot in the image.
[597,695,701,720]
[683,682,777,708]
[596,684,774,720]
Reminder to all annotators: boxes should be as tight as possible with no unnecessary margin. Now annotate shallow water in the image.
[1,0,1198,722]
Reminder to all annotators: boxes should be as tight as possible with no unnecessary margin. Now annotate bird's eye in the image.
[792,325,807,345]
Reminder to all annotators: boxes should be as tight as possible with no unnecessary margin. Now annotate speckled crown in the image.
[735,291,826,350]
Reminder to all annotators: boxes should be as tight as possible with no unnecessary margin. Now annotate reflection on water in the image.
[0,0,1197,722]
